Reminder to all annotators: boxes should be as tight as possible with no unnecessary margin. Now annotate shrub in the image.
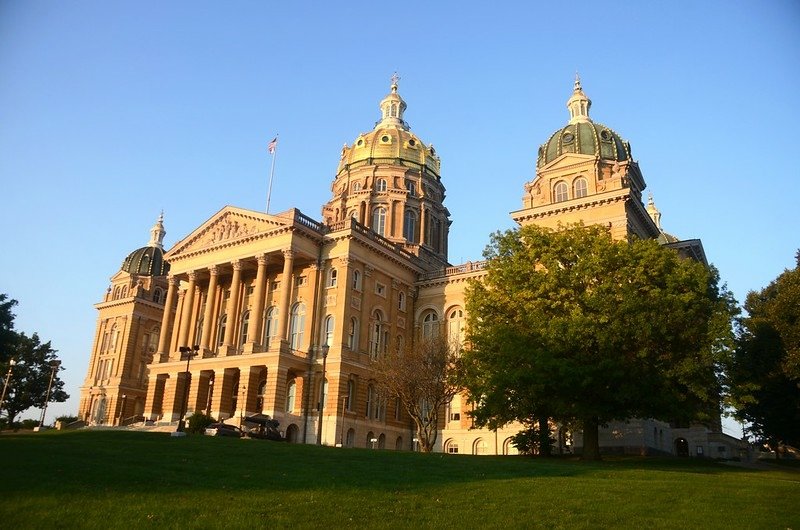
[187,412,215,434]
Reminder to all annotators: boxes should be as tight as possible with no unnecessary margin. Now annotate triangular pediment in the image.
[165,206,291,259]
[538,152,597,174]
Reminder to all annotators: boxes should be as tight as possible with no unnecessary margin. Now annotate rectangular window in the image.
[296,276,307,287]
[375,282,386,297]
[271,281,280,291]
[450,413,461,421]
[247,286,255,295]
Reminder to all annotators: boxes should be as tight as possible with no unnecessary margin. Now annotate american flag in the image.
[268,137,278,154]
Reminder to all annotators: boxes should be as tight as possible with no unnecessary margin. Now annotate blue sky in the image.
[1,1,798,435]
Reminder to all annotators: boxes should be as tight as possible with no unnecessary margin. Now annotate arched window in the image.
[574,177,588,198]
[396,335,404,355]
[503,437,520,455]
[352,269,362,291]
[195,318,204,346]
[422,311,439,338]
[323,315,335,347]
[376,178,387,192]
[445,439,459,454]
[348,317,359,351]
[289,303,306,350]
[148,327,159,353]
[352,182,362,192]
[153,288,162,304]
[447,308,465,350]
[403,210,417,243]
[473,438,488,455]
[346,379,355,411]
[121,286,128,298]
[110,324,119,352]
[396,436,403,450]
[286,379,296,412]
[217,314,227,347]
[406,180,416,196]
[398,291,406,311]
[113,287,121,300]
[263,306,278,349]
[239,311,250,347]
[370,310,385,360]
[327,268,337,288]
[346,428,355,447]
[554,181,568,202]
[366,384,376,418]
[257,378,267,413]
[390,104,397,117]
[378,433,386,449]
[372,207,386,236]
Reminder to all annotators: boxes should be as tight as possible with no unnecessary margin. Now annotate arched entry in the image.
[285,424,299,443]
[674,437,689,457]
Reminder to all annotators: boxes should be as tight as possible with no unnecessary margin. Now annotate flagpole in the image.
[266,136,278,214]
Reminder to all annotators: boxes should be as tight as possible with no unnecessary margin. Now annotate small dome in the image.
[536,75,631,168]
[120,213,170,276]
[121,246,169,276]
[537,121,630,168]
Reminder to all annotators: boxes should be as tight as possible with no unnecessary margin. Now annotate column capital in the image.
[208,264,219,276]
[364,265,375,278]
[282,248,295,260]
[231,259,243,271]
[256,254,270,267]
[168,275,179,287]
[187,271,198,282]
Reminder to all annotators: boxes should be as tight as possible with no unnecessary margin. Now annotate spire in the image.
[567,73,592,124]
[646,194,662,230]
[377,72,408,130]
[147,212,166,250]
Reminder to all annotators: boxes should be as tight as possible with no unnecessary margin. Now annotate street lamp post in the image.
[316,344,329,445]
[38,359,61,429]
[176,345,199,433]
[0,359,16,416]
[117,394,127,426]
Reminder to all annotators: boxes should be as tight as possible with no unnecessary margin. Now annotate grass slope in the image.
[0,430,797,529]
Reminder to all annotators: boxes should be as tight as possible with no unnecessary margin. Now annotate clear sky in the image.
[1,1,798,436]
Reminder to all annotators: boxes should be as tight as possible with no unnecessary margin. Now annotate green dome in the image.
[121,246,169,276]
[536,121,631,168]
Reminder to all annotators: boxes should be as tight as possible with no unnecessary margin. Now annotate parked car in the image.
[242,414,285,441]
[204,423,243,438]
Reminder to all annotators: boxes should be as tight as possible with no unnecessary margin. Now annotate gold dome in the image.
[336,76,440,179]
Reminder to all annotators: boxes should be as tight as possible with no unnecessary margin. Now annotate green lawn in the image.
[0,430,797,529]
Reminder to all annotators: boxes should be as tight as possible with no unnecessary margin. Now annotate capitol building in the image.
[78,77,743,457]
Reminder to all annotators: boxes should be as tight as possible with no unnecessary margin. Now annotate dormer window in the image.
[574,178,588,199]
[376,179,387,192]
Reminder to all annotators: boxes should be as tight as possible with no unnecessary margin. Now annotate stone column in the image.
[249,254,269,348]
[200,265,219,352]
[177,271,197,348]
[156,276,178,359]
[277,249,295,342]
[162,374,183,422]
[223,260,243,350]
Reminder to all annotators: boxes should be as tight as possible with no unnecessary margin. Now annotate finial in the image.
[574,72,582,92]
[390,71,400,92]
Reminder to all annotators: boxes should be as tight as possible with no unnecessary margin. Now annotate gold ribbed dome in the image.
[336,75,440,179]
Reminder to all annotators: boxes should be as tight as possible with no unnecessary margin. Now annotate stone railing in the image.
[420,260,487,281]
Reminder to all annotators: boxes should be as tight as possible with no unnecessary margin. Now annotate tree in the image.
[372,335,461,453]
[1,332,69,425]
[727,251,800,450]
[0,294,18,363]
[463,224,734,460]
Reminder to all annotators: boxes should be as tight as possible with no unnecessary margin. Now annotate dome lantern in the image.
[120,213,170,276]
[567,73,592,124]
[377,72,408,130]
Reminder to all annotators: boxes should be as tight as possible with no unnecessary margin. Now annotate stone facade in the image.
[79,77,741,456]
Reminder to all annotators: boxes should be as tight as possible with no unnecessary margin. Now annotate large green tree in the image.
[0,294,18,363]
[2,332,68,425]
[463,224,735,460]
[727,252,800,449]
